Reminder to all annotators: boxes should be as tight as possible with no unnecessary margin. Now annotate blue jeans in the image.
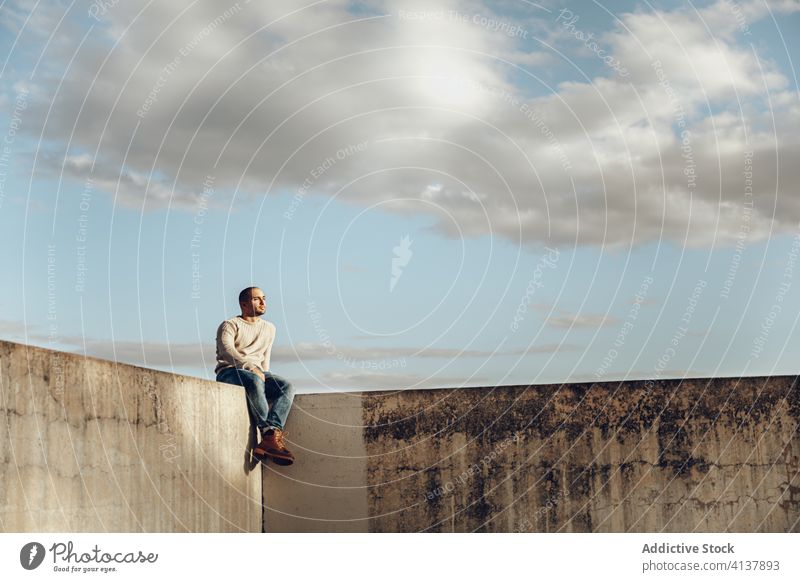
[216,367,295,431]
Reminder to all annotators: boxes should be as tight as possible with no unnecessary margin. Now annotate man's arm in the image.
[217,321,261,376]
[261,322,276,373]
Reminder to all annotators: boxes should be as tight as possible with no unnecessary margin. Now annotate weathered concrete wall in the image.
[267,377,800,532]
[3,340,797,532]
[0,340,261,532]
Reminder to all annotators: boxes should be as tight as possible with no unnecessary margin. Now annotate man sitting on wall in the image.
[215,286,295,465]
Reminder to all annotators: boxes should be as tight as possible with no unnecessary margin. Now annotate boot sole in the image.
[253,449,295,465]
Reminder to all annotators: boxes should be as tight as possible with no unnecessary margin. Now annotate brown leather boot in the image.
[254,428,295,465]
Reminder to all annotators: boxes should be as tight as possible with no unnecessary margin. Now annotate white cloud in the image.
[546,310,619,329]
[275,341,578,362]
[8,329,573,372]
[0,319,30,336]
[6,0,798,248]
[321,370,487,390]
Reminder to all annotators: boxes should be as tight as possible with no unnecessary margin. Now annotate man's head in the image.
[239,286,266,318]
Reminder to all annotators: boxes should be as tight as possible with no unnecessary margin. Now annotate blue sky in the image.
[1,0,799,392]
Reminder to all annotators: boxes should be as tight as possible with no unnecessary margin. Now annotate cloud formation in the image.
[4,0,798,250]
[2,321,574,374]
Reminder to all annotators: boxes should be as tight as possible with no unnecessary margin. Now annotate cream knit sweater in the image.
[215,316,276,376]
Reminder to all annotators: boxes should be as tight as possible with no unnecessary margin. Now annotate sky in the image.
[0,0,799,393]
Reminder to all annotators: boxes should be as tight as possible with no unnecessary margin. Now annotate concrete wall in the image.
[0,340,261,532]
[262,393,369,532]
[3,340,798,533]
[267,376,800,532]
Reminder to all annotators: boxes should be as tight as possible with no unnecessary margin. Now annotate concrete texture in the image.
[270,377,800,532]
[263,393,369,532]
[0,340,261,532]
[3,339,798,532]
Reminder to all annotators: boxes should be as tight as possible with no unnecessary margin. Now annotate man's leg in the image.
[256,372,296,465]
[216,367,270,432]
[262,372,295,430]
[218,368,295,465]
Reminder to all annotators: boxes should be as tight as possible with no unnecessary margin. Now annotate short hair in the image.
[238,286,259,305]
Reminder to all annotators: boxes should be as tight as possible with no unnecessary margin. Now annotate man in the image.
[215,286,295,465]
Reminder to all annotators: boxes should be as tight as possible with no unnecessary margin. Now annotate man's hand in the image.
[241,364,265,381]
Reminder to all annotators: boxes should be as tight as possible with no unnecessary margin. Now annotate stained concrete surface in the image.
[272,376,799,532]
